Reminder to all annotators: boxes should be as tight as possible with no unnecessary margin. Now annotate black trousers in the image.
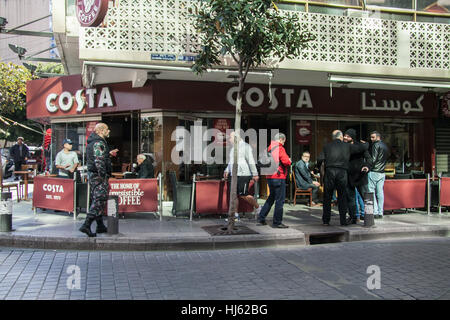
[323,168,348,225]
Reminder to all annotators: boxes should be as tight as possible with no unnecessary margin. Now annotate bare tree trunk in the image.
[227,76,244,233]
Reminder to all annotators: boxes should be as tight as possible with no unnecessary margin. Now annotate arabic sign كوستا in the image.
[361,92,424,115]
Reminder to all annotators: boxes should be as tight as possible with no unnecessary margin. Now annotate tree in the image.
[0,62,65,147]
[190,0,314,233]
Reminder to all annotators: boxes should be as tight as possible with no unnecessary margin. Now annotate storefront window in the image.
[312,0,361,6]
[366,0,414,9]
[417,0,450,12]
[50,122,87,172]
[140,114,163,177]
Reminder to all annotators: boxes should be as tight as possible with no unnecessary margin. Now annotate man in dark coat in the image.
[136,154,154,178]
[318,130,368,226]
[79,123,118,237]
[10,137,29,179]
[343,128,369,224]
[293,151,320,205]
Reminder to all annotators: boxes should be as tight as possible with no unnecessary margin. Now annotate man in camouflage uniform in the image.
[79,123,118,237]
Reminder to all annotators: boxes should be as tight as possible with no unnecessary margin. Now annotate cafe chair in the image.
[291,172,313,206]
[393,173,412,179]
[168,171,192,217]
[0,166,21,201]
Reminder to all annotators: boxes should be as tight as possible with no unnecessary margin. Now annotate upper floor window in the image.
[366,0,414,9]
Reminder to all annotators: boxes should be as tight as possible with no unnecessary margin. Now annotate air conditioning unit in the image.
[344,9,369,18]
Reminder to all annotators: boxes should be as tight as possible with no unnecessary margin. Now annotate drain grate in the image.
[202,225,259,236]
[308,232,346,245]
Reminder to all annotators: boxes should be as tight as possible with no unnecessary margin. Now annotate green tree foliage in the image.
[190,0,314,232]
[0,62,64,146]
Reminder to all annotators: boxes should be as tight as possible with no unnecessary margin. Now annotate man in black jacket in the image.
[344,129,369,224]
[294,151,320,205]
[367,131,389,219]
[136,154,154,178]
[318,130,368,226]
[10,137,29,180]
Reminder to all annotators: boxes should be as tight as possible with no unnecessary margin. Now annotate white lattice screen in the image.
[80,0,449,71]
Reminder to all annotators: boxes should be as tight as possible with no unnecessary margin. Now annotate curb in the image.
[0,233,307,251]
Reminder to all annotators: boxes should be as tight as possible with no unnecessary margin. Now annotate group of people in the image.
[222,128,389,229]
[299,129,389,226]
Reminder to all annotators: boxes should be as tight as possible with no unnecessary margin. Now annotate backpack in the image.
[258,145,279,168]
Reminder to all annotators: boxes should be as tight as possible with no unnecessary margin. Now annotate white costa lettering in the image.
[44,87,114,114]
[226,86,314,110]
[43,184,64,193]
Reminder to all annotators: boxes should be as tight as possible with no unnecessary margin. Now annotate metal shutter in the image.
[435,126,450,174]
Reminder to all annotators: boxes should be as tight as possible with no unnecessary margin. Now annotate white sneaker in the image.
[254,207,262,219]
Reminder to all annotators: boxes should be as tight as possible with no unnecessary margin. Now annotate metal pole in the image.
[427,173,431,215]
[73,176,77,221]
[158,173,163,221]
[0,192,13,232]
[363,192,375,228]
[190,174,196,221]
[438,173,442,215]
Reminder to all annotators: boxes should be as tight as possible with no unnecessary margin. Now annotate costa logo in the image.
[43,184,65,193]
[76,0,109,27]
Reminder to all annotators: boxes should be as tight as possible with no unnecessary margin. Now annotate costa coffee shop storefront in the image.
[26,74,437,197]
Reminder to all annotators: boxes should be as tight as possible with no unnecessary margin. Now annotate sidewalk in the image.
[1,186,450,250]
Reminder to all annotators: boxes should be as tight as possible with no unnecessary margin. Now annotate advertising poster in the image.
[109,179,158,213]
[295,120,312,145]
[213,118,231,145]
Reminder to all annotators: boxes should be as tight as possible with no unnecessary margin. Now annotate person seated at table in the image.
[293,151,321,206]
[135,154,154,178]
[55,139,79,179]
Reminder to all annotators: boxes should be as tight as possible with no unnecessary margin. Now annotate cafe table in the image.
[111,172,125,179]
[13,170,32,200]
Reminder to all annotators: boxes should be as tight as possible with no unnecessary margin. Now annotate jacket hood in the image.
[87,132,105,145]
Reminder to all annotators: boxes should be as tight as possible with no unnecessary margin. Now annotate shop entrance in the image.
[102,112,139,172]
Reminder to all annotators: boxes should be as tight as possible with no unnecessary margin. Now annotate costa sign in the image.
[45,87,114,113]
[76,0,109,27]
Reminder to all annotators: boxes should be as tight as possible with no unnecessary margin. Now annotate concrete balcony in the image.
[62,0,450,90]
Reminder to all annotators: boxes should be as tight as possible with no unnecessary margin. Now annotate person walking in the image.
[293,151,321,206]
[343,128,370,224]
[10,137,29,180]
[55,139,79,179]
[366,131,389,219]
[79,123,118,237]
[257,133,291,228]
[224,131,260,222]
[318,130,368,226]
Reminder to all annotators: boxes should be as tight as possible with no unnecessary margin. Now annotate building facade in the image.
[26,0,450,198]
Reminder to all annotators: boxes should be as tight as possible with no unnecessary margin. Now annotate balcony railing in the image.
[79,0,449,76]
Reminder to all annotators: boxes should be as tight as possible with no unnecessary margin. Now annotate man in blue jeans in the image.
[257,133,292,228]
[367,131,389,219]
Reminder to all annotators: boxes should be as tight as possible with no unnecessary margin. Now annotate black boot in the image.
[96,216,108,234]
[79,216,97,237]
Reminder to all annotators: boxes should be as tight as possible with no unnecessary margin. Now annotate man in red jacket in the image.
[257,133,292,228]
